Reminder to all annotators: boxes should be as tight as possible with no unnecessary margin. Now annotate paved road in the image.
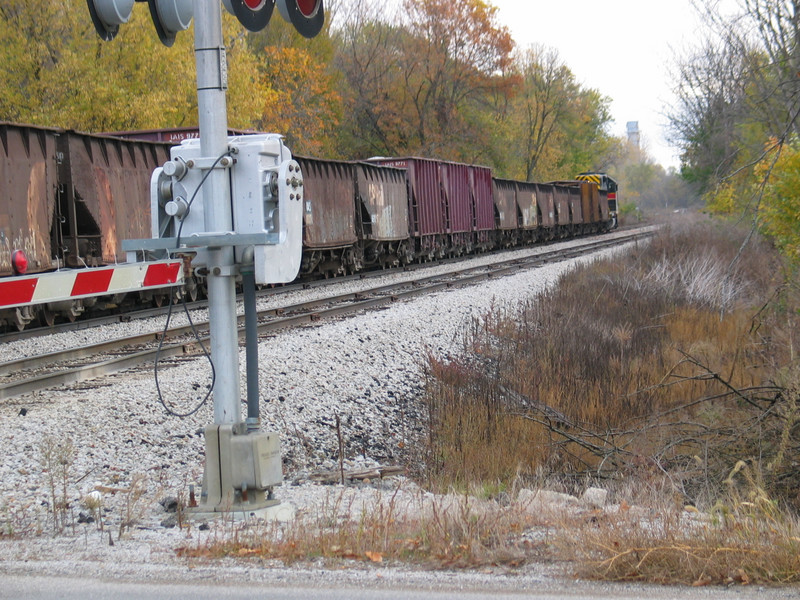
[3,575,798,600]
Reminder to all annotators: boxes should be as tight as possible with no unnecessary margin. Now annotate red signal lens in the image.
[244,0,266,9]
[11,249,28,275]
[276,0,324,37]
[297,0,318,17]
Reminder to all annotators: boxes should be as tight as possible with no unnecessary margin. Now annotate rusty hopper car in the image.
[295,157,359,277]
[369,157,495,259]
[0,123,60,278]
[370,157,445,260]
[579,181,600,227]
[470,165,494,252]
[530,183,556,238]
[577,172,618,229]
[551,184,572,237]
[0,123,170,277]
[491,178,519,247]
[567,185,584,232]
[0,123,175,328]
[58,130,171,267]
[513,181,540,239]
[552,180,609,234]
[492,178,545,246]
[354,162,411,268]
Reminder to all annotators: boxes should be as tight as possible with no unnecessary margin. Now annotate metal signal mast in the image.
[88,0,324,516]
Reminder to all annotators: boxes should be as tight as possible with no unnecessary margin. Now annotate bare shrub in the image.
[39,436,74,533]
[417,219,799,508]
[563,461,800,585]
[118,473,148,540]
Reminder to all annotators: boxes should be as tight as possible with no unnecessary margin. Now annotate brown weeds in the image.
[420,220,798,501]
[416,218,800,583]
[177,485,544,568]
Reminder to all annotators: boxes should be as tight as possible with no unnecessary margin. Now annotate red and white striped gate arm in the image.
[0,260,184,310]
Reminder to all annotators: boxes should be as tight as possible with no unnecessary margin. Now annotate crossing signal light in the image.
[86,0,193,46]
[147,0,193,46]
[276,0,324,38]
[222,0,275,32]
[87,0,134,41]
[222,0,324,37]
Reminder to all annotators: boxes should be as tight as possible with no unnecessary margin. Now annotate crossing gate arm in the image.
[0,260,184,310]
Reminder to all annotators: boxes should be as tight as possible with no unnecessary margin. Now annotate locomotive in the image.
[0,122,617,330]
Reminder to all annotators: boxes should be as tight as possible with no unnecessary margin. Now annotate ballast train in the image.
[0,122,618,330]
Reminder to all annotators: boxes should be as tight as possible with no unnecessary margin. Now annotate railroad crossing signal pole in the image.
[194,0,240,426]
[94,0,324,518]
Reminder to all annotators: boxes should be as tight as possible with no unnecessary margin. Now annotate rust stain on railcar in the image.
[297,157,357,249]
[512,181,538,230]
[0,124,58,276]
[61,132,170,265]
[492,178,518,230]
[355,163,409,241]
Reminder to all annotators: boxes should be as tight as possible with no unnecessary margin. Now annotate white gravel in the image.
[0,234,633,586]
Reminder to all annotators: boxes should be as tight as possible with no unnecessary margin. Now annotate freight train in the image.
[0,122,617,330]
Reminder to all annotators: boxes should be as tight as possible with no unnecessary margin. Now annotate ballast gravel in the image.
[0,234,652,592]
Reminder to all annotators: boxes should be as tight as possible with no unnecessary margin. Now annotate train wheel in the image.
[42,306,57,327]
[13,307,33,331]
[66,301,84,322]
[184,280,199,302]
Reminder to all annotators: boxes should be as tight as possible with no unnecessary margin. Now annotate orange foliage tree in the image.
[335,0,515,161]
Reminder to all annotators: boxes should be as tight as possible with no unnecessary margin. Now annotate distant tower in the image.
[626,121,640,149]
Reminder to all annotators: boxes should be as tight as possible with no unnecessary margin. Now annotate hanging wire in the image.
[154,149,234,418]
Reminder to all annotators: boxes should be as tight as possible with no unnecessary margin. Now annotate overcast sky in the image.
[488,0,709,169]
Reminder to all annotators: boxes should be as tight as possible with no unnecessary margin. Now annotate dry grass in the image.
[560,464,800,585]
[176,485,548,569]
[419,219,798,498]
[414,217,800,583]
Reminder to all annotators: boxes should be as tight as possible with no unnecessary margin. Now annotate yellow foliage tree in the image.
[253,45,342,156]
[0,0,266,132]
[756,142,800,263]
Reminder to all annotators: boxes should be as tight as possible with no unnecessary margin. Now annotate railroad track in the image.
[0,229,652,401]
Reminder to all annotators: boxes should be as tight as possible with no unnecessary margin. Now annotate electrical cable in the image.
[154,149,233,418]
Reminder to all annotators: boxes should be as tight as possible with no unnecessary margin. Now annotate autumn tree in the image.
[513,46,573,180]
[757,142,800,261]
[670,0,800,263]
[0,0,265,132]
[400,0,514,159]
[332,1,408,157]
[334,0,515,162]
[246,10,343,156]
[503,45,617,182]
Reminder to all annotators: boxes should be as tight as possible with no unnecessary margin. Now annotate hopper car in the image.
[0,122,617,330]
